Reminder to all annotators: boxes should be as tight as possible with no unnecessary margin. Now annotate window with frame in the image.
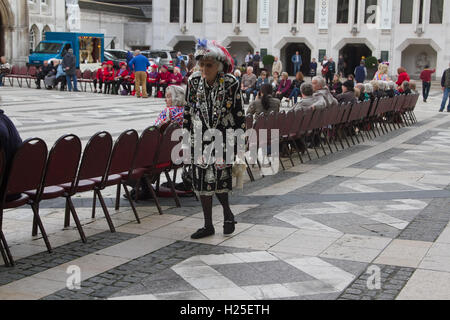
[304,0,315,23]
[193,0,203,23]
[400,0,413,23]
[430,0,443,24]
[337,0,350,23]
[364,0,377,24]
[222,0,233,23]
[170,0,180,23]
[247,0,258,23]
[278,0,289,23]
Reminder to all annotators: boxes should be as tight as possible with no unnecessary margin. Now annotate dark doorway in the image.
[228,41,254,69]
[281,43,311,76]
[173,41,196,54]
[339,44,372,76]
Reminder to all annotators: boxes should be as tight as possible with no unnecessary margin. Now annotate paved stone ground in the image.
[1,85,450,300]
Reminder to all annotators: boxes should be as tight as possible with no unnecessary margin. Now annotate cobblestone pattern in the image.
[308,145,371,165]
[350,148,406,169]
[338,264,415,300]
[398,197,450,242]
[0,232,137,286]
[42,241,250,300]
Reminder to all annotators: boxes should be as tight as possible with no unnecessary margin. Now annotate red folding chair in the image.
[0,139,48,266]
[25,135,82,245]
[61,132,114,242]
[91,130,140,223]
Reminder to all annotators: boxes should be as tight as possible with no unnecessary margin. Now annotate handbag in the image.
[322,65,329,75]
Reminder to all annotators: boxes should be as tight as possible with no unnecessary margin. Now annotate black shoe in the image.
[36,86,41,89]
[191,226,215,239]
[123,188,153,201]
[223,220,237,236]
[439,110,443,113]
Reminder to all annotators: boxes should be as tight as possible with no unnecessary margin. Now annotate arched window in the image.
[42,25,51,41]
[29,25,40,52]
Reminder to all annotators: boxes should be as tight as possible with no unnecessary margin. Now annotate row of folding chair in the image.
[245,94,420,178]
[0,123,182,267]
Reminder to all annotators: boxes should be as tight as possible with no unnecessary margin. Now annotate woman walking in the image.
[184,39,246,239]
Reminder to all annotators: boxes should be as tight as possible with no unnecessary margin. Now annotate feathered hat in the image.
[194,39,234,74]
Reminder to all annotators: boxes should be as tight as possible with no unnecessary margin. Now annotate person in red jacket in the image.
[93,62,107,93]
[169,67,183,86]
[115,62,131,95]
[103,61,116,94]
[157,65,171,98]
[420,65,436,102]
[147,64,159,97]
[396,67,410,90]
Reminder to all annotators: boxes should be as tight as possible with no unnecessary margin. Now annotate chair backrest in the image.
[28,66,37,77]
[298,108,314,134]
[83,70,92,80]
[3,138,47,198]
[132,126,161,170]
[252,114,267,148]
[91,70,98,80]
[19,66,28,76]
[155,122,182,166]
[245,115,253,131]
[291,109,304,136]
[10,65,19,75]
[76,132,113,186]
[409,94,420,112]
[76,69,82,79]
[347,102,361,122]
[108,130,139,176]
[0,149,5,194]
[359,100,371,120]
[42,135,82,190]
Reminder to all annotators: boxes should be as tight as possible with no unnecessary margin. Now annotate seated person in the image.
[330,74,342,96]
[336,80,357,104]
[169,67,183,87]
[157,65,171,98]
[399,81,412,95]
[0,56,11,87]
[93,62,107,93]
[371,80,384,100]
[102,61,116,94]
[35,60,54,89]
[288,72,305,104]
[312,76,338,108]
[241,67,257,104]
[55,60,67,91]
[355,83,369,102]
[275,72,292,100]
[155,85,186,128]
[294,83,326,111]
[253,71,270,99]
[147,65,159,97]
[0,109,23,201]
[270,71,280,95]
[44,61,58,89]
[385,81,397,98]
[115,62,131,95]
[247,84,281,116]
[409,80,418,94]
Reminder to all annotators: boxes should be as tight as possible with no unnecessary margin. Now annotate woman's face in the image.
[165,91,173,107]
[282,74,288,80]
[261,73,266,79]
[199,58,220,83]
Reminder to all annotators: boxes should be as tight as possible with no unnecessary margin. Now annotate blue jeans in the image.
[66,74,78,91]
[293,63,301,75]
[440,87,450,112]
[422,82,431,101]
[0,74,5,86]
[289,87,300,104]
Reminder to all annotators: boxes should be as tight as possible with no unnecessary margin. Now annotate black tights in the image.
[200,193,234,228]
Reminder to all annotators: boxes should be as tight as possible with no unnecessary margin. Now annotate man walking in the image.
[291,51,303,76]
[130,50,150,99]
[62,49,79,92]
[326,57,336,85]
[354,61,367,84]
[440,62,450,112]
[420,65,436,103]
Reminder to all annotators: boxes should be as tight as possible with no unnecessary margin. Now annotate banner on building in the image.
[260,0,270,29]
[318,0,329,29]
[380,0,393,29]
[66,0,81,32]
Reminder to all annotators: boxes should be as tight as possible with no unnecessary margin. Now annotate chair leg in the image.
[146,177,164,215]
[0,230,14,266]
[245,158,255,182]
[64,197,71,228]
[67,197,87,243]
[0,232,10,267]
[32,213,38,237]
[122,183,141,224]
[92,190,97,219]
[96,189,116,233]
[30,203,52,253]
[115,182,121,211]
[164,171,181,208]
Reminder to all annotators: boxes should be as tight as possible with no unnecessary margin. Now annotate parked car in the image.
[105,49,129,60]
[103,51,123,69]
[142,50,177,71]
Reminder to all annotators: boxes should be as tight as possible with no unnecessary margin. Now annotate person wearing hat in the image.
[184,39,246,240]
[157,65,171,98]
[336,80,357,104]
[102,61,116,94]
[62,48,79,92]
[115,62,131,95]
[129,50,150,98]
[147,64,160,97]
[93,61,107,93]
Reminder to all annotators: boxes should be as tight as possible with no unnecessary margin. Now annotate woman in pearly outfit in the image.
[184,39,246,239]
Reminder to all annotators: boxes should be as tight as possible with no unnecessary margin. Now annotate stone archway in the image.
[401,44,438,80]
[0,0,14,57]
[339,44,372,77]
